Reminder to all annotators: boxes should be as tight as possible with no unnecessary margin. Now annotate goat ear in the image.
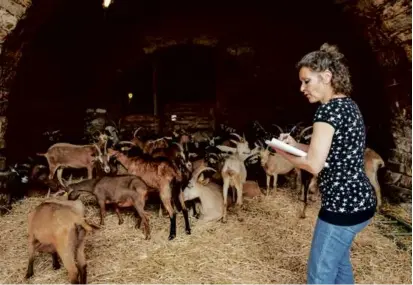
[216,145,236,153]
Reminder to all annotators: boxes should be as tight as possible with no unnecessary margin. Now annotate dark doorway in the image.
[154,44,216,106]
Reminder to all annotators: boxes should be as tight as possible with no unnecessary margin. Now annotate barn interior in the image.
[3,0,408,159]
[0,0,411,283]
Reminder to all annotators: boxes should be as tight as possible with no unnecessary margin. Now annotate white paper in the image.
[265,138,307,157]
[265,138,329,168]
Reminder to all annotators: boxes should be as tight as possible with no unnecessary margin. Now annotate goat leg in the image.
[191,201,200,219]
[300,170,312,219]
[86,166,93,180]
[52,252,61,270]
[368,171,382,210]
[222,179,230,223]
[114,206,124,225]
[234,181,243,206]
[169,213,177,240]
[98,200,106,226]
[133,199,151,240]
[76,227,87,284]
[25,237,35,279]
[273,174,278,192]
[266,175,271,196]
[179,191,191,235]
[159,190,176,240]
[295,168,302,192]
[56,242,79,284]
[158,203,163,217]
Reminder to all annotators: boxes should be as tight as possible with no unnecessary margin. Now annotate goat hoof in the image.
[119,220,124,225]
[53,263,61,270]
[25,272,33,279]
[185,229,191,235]
[168,234,176,240]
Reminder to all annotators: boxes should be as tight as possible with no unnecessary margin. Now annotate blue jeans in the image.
[307,218,371,284]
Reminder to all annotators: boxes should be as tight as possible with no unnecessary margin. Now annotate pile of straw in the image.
[0,188,411,284]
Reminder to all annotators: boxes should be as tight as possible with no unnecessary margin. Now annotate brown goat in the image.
[364,148,385,209]
[66,175,151,239]
[37,143,110,184]
[25,198,96,284]
[107,148,191,240]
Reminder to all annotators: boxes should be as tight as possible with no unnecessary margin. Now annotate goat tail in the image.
[36,152,46,156]
[226,169,236,177]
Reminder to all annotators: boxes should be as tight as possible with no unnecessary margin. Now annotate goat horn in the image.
[195,166,216,181]
[272,124,284,134]
[119,141,135,145]
[299,126,313,140]
[104,139,108,155]
[172,142,184,153]
[255,141,263,148]
[93,143,102,156]
[57,168,65,187]
[133,127,142,138]
[254,120,266,131]
[51,189,66,198]
[229,133,242,141]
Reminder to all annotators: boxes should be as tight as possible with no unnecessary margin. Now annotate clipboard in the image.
[265,138,329,168]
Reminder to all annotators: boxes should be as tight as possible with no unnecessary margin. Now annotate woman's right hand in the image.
[278,133,298,147]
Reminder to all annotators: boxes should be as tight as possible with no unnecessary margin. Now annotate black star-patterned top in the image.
[313,97,376,226]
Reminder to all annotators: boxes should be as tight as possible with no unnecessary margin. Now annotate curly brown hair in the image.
[296,43,352,96]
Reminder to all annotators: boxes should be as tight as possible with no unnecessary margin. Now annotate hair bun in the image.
[320,43,344,60]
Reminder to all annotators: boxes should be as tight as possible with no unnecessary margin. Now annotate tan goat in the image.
[216,134,259,223]
[259,147,301,195]
[25,197,96,284]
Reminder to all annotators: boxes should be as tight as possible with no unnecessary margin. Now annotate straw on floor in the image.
[0,187,411,284]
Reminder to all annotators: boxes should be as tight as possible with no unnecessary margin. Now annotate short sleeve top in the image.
[313,97,376,225]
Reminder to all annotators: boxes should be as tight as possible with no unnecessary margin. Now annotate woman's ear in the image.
[321,69,332,84]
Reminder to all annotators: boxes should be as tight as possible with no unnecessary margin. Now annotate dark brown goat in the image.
[107,148,190,240]
[66,175,151,239]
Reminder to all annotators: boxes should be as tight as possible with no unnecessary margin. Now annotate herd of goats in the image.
[0,119,386,284]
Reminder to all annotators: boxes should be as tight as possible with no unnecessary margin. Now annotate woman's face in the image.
[299,67,331,104]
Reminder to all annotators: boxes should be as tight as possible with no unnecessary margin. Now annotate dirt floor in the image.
[0,187,411,284]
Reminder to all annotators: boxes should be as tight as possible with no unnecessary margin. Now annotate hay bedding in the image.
[0,188,411,284]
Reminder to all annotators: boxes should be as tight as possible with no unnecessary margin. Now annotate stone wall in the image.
[384,102,412,202]
[336,0,412,202]
[0,0,31,169]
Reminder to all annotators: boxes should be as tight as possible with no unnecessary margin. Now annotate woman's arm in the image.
[273,122,334,175]
[294,142,310,152]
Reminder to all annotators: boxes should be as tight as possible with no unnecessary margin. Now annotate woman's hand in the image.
[278,133,298,147]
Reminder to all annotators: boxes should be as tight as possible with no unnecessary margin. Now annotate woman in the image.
[272,43,377,284]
